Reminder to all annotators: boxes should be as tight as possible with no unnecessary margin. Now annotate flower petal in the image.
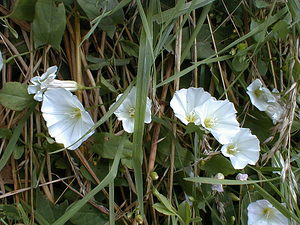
[41,88,95,150]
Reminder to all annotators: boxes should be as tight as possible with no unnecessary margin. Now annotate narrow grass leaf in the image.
[52,138,125,225]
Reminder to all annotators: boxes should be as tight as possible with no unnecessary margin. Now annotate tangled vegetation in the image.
[0,0,299,224]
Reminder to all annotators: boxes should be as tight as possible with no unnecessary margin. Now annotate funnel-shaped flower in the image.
[247,199,288,225]
[28,66,58,101]
[265,102,284,124]
[0,50,3,71]
[170,87,212,125]
[221,128,260,169]
[246,79,276,111]
[111,87,152,133]
[195,98,240,144]
[28,66,79,101]
[41,88,95,150]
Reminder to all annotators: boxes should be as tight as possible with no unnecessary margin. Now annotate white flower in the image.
[28,66,79,101]
[246,79,276,111]
[212,173,224,193]
[170,87,212,125]
[0,50,3,71]
[265,102,284,124]
[195,98,240,144]
[28,66,58,101]
[111,87,152,133]
[221,128,260,169]
[47,79,79,91]
[247,199,288,225]
[41,88,95,150]
[236,173,248,181]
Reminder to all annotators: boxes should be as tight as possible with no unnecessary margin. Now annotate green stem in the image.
[109,163,115,225]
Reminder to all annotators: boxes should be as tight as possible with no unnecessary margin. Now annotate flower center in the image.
[254,89,263,97]
[128,107,135,118]
[186,113,197,123]
[69,108,82,119]
[204,117,216,128]
[262,207,273,218]
[226,144,238,155]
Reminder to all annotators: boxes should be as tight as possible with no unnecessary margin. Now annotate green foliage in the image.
[201,155,236,176]
[0,128,12,139]
[32,0,66,49]
[36,190,68,223]
[91,132,133,168]
[13,145,24,160]
[156,132,194,168]
[1,0,300,224]
[10,0,37,21]
[272,20,289,39]
[0,205,21,221]
[76,0,124,37]
[0,82,33,111]
[69,204,108,225]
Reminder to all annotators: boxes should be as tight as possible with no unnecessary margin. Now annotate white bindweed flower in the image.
[246,79,276,111]
[247,199,288,225]
[170,87,212,125]
[221,128,260,169]
[28,66,58,101]
[41,88,95,150]
[195,98,240,144]
[0,50,3,71]
[28,66,79,101]
[265,102,284,124]
[47,79,79,91]
[111,87,152,133]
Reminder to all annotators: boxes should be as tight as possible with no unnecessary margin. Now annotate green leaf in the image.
[178,201,192,225]
[254,0,269,8]
[10,0,38,22]
[77,0,124,37]
[36,190,69,223]
[90,132,133,168]
[0,82,33,111]
[0,128,12,139]
[156,133,194,168]
[250,19,265,42]
[153,203,177,216]
[0,204,21,220]
[232,55,249,72]
[32,0,66,49]
[257,58,268,76]
[69,204,108,225]
[184,123,204,137]
[152,188,177,215]
[201,155,236,176]
[13,145,24,160]
[76,0,100,19]
[36,190,56,223]
[120,40,139,58]
[272,20,289,39]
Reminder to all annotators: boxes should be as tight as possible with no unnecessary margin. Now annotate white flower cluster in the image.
[170,87,260,170]
[247,79,284,124]
[28,66,95,150]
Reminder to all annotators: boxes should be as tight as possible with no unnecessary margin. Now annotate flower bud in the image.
[150,171,159,180]
[48,79,79,91]
[135,214,143,224]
